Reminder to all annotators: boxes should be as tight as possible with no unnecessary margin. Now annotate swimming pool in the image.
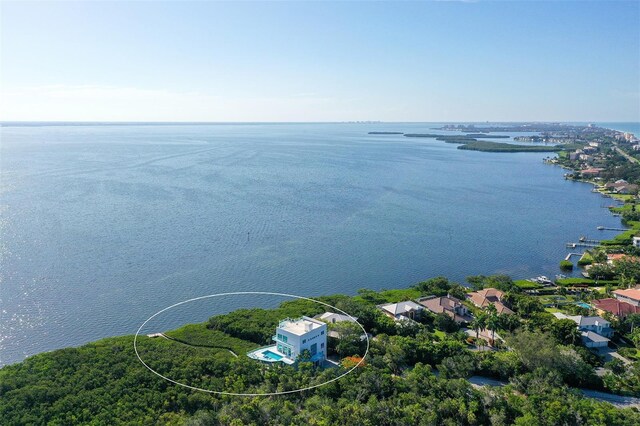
[263,350,283,361]
[575,302,591,309]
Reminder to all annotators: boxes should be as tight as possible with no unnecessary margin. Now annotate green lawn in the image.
[556,278,619,287]
[514,280,543,290]
[164,323,259,354]
[354,287,423,305]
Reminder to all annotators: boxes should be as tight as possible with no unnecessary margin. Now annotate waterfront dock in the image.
[566,242,599,248]
[597,226,628,231]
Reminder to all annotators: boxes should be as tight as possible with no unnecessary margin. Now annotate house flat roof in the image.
[278,316,325,336]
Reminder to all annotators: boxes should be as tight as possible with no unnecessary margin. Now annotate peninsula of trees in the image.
[1,275,639,425]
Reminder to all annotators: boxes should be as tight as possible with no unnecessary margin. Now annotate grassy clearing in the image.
[514,280,543,290]
[560,260,574,270]
[577,252,593,266]
[556,278,619,286]
[164,323,258,354]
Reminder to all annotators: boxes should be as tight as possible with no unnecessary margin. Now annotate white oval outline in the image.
[134,291,370,396]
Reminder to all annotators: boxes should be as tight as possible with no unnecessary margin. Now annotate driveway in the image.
[467,375,640,409]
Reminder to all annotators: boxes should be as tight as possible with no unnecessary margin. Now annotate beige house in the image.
[466,288,514,315]
[417,295,473,324]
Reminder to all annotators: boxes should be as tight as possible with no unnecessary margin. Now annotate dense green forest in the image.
[1,277,639,425]
[457,141,563,153]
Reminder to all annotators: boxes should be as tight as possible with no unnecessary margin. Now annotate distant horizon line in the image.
[2,120,639,126]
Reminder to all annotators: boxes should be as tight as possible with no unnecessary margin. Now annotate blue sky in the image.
[1,1,639,122]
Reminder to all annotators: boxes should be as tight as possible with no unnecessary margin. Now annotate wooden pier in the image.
[566,242,599,248]
[597,226,628,231]
[579,236,601,244]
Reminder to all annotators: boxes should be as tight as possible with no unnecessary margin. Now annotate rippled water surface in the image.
[0,123,625,365]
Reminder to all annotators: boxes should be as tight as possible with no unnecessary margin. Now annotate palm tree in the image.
[477,338,488,352]
[485,304,500,344]
[470,312,488,339]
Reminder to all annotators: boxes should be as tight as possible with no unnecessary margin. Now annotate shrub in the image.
[560,260,574,270]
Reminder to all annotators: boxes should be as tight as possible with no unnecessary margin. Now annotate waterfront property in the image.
[314,312,358,324]
[378,301,423,321]
[613,288,640,307]
[466,288,515,315]
[416,295,473,324]
[247,316,327,366]
[314,312,361,338]
[592,298,640,318]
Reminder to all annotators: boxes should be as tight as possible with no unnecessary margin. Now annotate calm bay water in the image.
[0,123,627,365]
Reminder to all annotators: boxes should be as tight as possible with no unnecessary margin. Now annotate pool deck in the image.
[247,345,295,365]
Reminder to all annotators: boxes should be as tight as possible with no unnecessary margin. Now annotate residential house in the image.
[604,180,638,195]
[613,288,640,307]
[314,312,361,338]
[580,168,604,176]
[247,316,327,365]
[467,288,515,315]
[552,313,613,337]
[416,295,473,324]
[606,253,639,265]
[314,312,357,324]
[580,331,611,348]
[592,298,640,319]
[378,301,423,321]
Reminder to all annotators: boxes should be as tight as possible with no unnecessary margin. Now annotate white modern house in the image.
[247,316,327,366]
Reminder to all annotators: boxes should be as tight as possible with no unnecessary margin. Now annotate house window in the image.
[277,333,282,340]
[321,343,324,348]
[302,339,306,343]
[282,335,288,343]
[320,330,324,335]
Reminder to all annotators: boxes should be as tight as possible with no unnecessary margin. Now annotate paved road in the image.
[612,143,639,165]
[468,375,640,409]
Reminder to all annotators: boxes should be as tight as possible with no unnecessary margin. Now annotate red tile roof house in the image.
[606,253,631,264]
[580,168,604,177]
[592,298,640,318]
[613,288,640,307]
[416,295,474,324]
[466,288,515,315]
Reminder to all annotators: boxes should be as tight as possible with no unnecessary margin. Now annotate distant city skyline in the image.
[1,1,639,122]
